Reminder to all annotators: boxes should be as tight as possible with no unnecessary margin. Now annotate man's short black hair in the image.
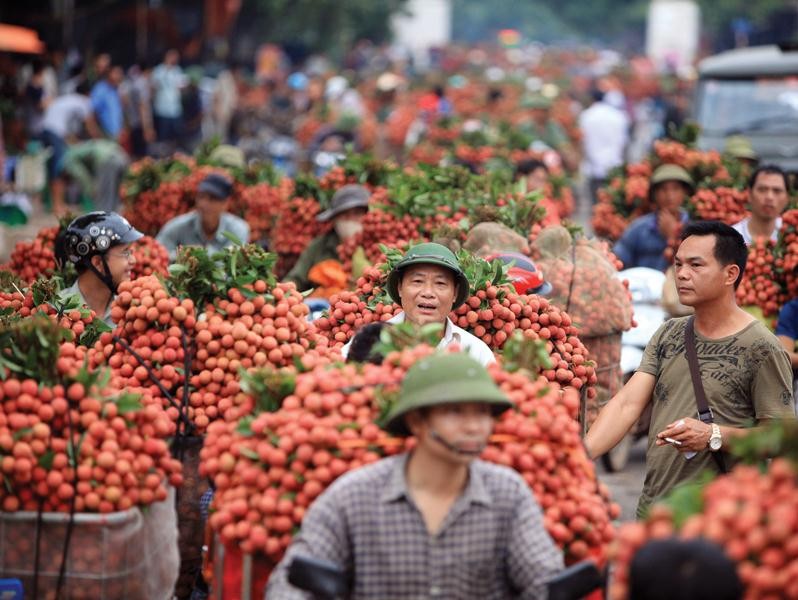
[75,79,91,96]
[748,163,789,193]
[347,322,388,364]
[514,159,548,178]
[680,220,747,289]
[630,538,743,600]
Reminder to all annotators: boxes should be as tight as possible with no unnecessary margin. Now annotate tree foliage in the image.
[451,0,792,48]
[246,0,409,58]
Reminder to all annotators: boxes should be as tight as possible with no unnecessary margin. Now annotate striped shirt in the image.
[265,454,563,599]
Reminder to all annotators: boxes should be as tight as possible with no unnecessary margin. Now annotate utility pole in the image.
[137,0,148,61]
[62,0,75,49]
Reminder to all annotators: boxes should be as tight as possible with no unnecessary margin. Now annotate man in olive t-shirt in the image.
[636,316,792,513]
[585,221,795,517]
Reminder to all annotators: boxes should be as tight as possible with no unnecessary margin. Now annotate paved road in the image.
[595,438,647,522]
[1,202,57,263]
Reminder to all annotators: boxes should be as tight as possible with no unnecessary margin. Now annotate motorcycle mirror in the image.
[547,560,605,600]
[287,555,348,599]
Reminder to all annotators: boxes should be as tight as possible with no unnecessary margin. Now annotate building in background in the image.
[391,0,452,70]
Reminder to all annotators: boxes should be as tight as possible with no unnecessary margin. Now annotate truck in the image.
[695,44,798,173]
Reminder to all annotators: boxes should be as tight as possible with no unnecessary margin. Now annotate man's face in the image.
[525,167,548,192]
[95,54,111,77]
[165,50,179,66]
[674,235,737,306]
[749,172,788,221]
[397,264,457,326]
[93,243,136,286]
[530,108,547,124]
[109,66,124,87]
[408,402,494,465]
[654,180,687,213]
[196,193,228,227]
[333,206,367,240]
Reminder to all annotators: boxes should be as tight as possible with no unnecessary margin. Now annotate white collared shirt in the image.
[732,216,781,246]
[578,100,629,179]
[341,312,496,366]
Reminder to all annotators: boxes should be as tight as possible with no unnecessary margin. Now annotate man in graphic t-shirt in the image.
[586,221,794,516]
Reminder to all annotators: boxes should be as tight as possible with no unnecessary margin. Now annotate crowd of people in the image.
[0,43,696,219]
[3,38,797,600]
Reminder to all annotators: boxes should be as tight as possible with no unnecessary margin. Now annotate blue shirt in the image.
[155,210,250,260]
[613,211,688,272]
[776,299,798,340]
[91,80,123,138]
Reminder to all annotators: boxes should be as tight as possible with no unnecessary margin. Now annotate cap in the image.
[723,136,758,161]
[381,353,512,436]
[521,94,552,109]
[208,145,245,169]
[316,184,370,222]
[376,73,403,93]
[287,72,309,91]
[385,243,470,310]
[198,173,233,199]
[650,164,694,192]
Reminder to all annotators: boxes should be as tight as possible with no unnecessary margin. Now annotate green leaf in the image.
[38,450,55,470]
[658,470,714,528]
[240,447,260,461]
[168,263,188,275]
[222,231,244,246]
[236,416,254,437]
[114,392,143,414]
[12,427,33,441]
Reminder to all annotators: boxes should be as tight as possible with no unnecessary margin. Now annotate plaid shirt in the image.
[266,454,563,599]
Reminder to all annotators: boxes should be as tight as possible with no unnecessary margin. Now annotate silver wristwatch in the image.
[708,423,722,452]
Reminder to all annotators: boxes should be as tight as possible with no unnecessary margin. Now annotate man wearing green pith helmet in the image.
[267,352,564,599]
[342,242,495,365]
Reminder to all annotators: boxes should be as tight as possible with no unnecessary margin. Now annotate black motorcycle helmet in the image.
[59,212,143,294]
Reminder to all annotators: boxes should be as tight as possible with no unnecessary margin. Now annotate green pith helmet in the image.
[520,94,553,110]
[208,144,246,169]
[650,163,695,193]
[381,353,513,436]
[724,136,758,161]
[386,243,470,310]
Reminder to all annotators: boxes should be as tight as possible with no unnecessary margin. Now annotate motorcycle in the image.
[287,555,605,600]
[600,267,666,472]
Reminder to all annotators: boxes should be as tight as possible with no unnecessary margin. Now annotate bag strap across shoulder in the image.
[684,316,728,473]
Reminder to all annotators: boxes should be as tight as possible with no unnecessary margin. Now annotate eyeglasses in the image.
[108,249,134,260]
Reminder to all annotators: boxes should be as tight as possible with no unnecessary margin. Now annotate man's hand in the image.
[656,417,711,452]
[657,210,681,240]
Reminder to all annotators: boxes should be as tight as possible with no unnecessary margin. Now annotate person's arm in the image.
[62,153,94,198]
[655,417,774,453]
[775,302,798,368]
[140,86,156,143]
[506,483,565,599]
[265,489,352,599]
[584,371,655,459]
[84,112,102,139]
